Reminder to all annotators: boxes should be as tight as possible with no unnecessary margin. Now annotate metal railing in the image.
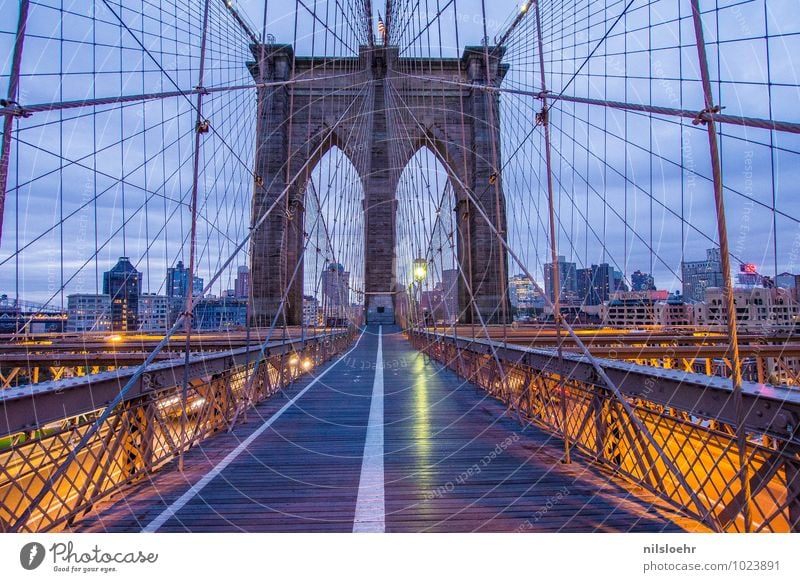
[0,329,355,532]
[410,330,800,532]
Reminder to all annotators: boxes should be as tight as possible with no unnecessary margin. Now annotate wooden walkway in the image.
[74,326,702,533]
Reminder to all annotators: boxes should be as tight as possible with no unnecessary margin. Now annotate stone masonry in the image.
[248,44,510,325]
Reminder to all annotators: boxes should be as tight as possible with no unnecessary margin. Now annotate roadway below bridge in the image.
[72,326,702,532]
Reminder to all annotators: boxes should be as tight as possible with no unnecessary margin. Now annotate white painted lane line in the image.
[142,327,367,533]
[353,325,386,532]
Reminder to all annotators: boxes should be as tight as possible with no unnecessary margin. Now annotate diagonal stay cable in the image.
[387,78,722,530]
[9,85,369,532]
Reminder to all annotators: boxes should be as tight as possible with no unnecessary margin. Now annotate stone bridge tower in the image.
[248,44,510,326]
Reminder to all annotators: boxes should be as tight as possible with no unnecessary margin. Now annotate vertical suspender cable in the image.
[688,0,751,532]
[533,0,570,464]
[0,0,30,248]
[180,0,213,472]
[480,0,508,337]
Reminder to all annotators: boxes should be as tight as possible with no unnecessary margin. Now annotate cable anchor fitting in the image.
[535,108,548,127]
[692,105,724,126]
[254,175,264,187]
[196,119,210,134]
[0,99,31,118]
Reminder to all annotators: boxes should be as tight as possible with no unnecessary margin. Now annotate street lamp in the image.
[411,258,428,329]
[413,258,427,282]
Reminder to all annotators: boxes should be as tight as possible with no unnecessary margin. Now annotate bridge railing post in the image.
[414,332,800,530]
[786,453,800,532]
[592,390,607,464]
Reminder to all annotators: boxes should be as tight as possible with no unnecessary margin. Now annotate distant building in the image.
[303,295,318,326]
[681,248,724,302]
[166,260,203,325]
[103,257,140,331]
[614,290,669,301]
[601,297,658,327]
[419,288,442,325]
[577,263,615,306]
[66,294,111,332]
[138,294,170,332]
[601,291,689,328]
[776,272,797,289]
[613,269,628,293]
[322,262,350,319]
[737,263,761,286]
[544,256,577,304]
[574,263,627,306]
[166,260,203,299]
[235,265,250,298]
[655,299,694,327]
[0,295,66,334]
[508,274,541,312]
[576,268,595,305]
[693,286,799,331]
[631,270,656,291]
[440,269,459,323]
[193,297,247,330]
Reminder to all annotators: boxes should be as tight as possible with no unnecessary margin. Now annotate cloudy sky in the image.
[0,0,798,308]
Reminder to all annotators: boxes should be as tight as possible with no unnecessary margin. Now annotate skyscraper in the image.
[544,256,577,304]
[576,263,615,305]
[103,257,140,331]
[613,269,628,294]
[681,248,724,302]
[166,260,204,299]
[166,260,204,325]
[576,267,596,305]
[235,265,250,298]
[322,262,350,319]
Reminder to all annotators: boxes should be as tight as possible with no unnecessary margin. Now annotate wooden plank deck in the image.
[73,325,702,533]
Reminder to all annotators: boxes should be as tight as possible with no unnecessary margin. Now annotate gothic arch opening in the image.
[301,146,365,327]
[395,146,461,327]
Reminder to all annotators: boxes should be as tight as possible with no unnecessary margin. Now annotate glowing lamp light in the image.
[289,355,300,366]
[302,359,313,370]
[413,258,428,282]
[107,334,122,342]
[520,2,530,13]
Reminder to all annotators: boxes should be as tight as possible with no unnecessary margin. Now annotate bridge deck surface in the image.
[73,326,700,532]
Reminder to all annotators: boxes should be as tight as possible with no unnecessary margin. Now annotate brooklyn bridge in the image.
[0,0,798,533]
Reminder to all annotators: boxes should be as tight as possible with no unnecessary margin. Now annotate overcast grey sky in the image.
[1,0,799,305]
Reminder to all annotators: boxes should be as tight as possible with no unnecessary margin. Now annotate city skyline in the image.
[3,1,799,313]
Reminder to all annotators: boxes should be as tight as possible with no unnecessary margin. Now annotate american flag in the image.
[377,13,386,40]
